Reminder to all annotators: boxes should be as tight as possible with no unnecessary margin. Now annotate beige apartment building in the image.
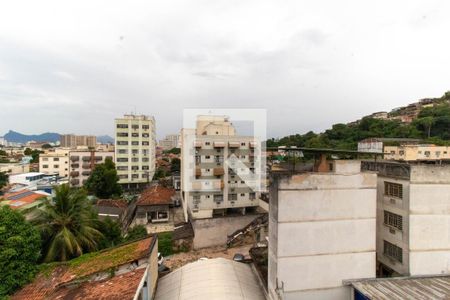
[159,134,180,150]
[181,115,260,220]
[39,148,70,178]
[60,134,97,148]
[69,150,114,187]
[362,161,450,277]
[114,114,156,188]
[384,144,450,161]
[268,160,377,300]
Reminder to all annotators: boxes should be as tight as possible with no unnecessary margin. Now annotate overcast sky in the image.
[1,0,450,139]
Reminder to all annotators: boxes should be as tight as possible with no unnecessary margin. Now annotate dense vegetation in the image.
[267,95,450,149]
[0,172,8,190]
[84,157,122,198]
[24,148,44,163]
[32,185,103,262]
[0,207,41,297]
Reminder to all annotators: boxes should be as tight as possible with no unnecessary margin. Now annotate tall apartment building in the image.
[181,115,260,220]
[115,114,156,188]
[60,134,96,148]
[159,134,180,150]
[384,144,450,161]
[69,150,114,187]
[268,160,377,300]
[39,148,70,178]
[362,161,450,277]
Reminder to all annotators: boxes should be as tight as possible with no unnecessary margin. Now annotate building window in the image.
[249,192,256,200]
[131,166,139,170]
[131,124,139,129]
[142,125,150,130]
[117,124,128,128]
[42,165,48,168]
[132,158,139,162]
[117,132,128,137]
[131,133,139,137]
[228,194,237,201]
[241,142,246,146]
[240,193,245,197]
[142,158,149,162]
[132,149,139,154]
[384,210,403,231]
[54,165,59,168]
[132,141,139,146]
[117,158,128,162]
[118,149,127,154]
[43,157,48,161]
[142,166,149,170]
[143,133,149,138]
[53,157,59,161]
[384,182,403,199]
[132,174,139,179]
[214,195,223,202]
[117,141,128,145]
[205,142,210,146]
[384,240,403,263]
[142,141,149,146]
[119,175,128,179]
[425,151,430,156]
[205,155,210,159]
[117,166,128,170]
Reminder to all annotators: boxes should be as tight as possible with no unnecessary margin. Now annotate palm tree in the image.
[32,184,103,262]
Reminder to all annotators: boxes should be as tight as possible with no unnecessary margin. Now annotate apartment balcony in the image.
[82,156,91,162]
[195,168,201,177]
[70,156,80,162]
[70,179,80,186]
[82,163,91,169]
[229,141,240,148]
[213,167,224,176]
[70,171,79,177]
[71,163,79,168]
[194,141,202,148]
[82,171,91,176]
[94,156,102,161]
[213,180,225,190]
[213,141,225,148]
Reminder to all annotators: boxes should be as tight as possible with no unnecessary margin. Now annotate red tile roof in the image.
[12,237,154,300]
[137,185,175,206]
[1,190,47,209]
[51,268,146,300]
[96,199,128,209]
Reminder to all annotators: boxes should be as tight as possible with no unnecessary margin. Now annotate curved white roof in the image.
[155,258,265,300]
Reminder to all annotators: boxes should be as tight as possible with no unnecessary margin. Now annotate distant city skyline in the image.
[1,1,450,139]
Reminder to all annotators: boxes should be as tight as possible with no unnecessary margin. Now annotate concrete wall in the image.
[268,162,377,300]
[192,214,262,249]
[409,182,450,276]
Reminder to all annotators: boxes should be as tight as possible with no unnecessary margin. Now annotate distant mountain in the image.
[4,130,60,144]
[97,135,114,144]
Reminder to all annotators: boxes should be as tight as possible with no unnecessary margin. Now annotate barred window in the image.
[384,210,403,230]
[384,240,403,263]
[384,182,403,199]
[228,194,237,201]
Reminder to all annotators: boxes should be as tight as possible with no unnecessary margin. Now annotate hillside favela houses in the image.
[115,114,156,190]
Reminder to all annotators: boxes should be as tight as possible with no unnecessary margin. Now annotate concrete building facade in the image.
[268,160,377,300]
[159,134,180,150]
[181,115,260,220]
[362,161,450,277]
[39,148,70,178]
[384,144,450,161]
[114,114,156,188]
[69,150,114,187]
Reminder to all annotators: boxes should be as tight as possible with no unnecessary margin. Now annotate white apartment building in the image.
[362,161,450,277]
[39,148,70,178]
[69,150,114,187]
[159,134,180,150]
[114,114,156,188]
[181,115,261,220]
[268,160,377,300]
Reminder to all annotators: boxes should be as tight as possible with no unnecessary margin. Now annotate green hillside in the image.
[267,92,450,149]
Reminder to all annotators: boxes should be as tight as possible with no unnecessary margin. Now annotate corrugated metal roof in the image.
[155,258,265,300]
[351,275,450,300]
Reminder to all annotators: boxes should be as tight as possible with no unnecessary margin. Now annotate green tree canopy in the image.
[31,184,103,262]
[170,157,180,173]
[0,172,8,190]
[97,217,123,249]
[125,225,148,242]
[0,206,41,297]
[84,158,122,198]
